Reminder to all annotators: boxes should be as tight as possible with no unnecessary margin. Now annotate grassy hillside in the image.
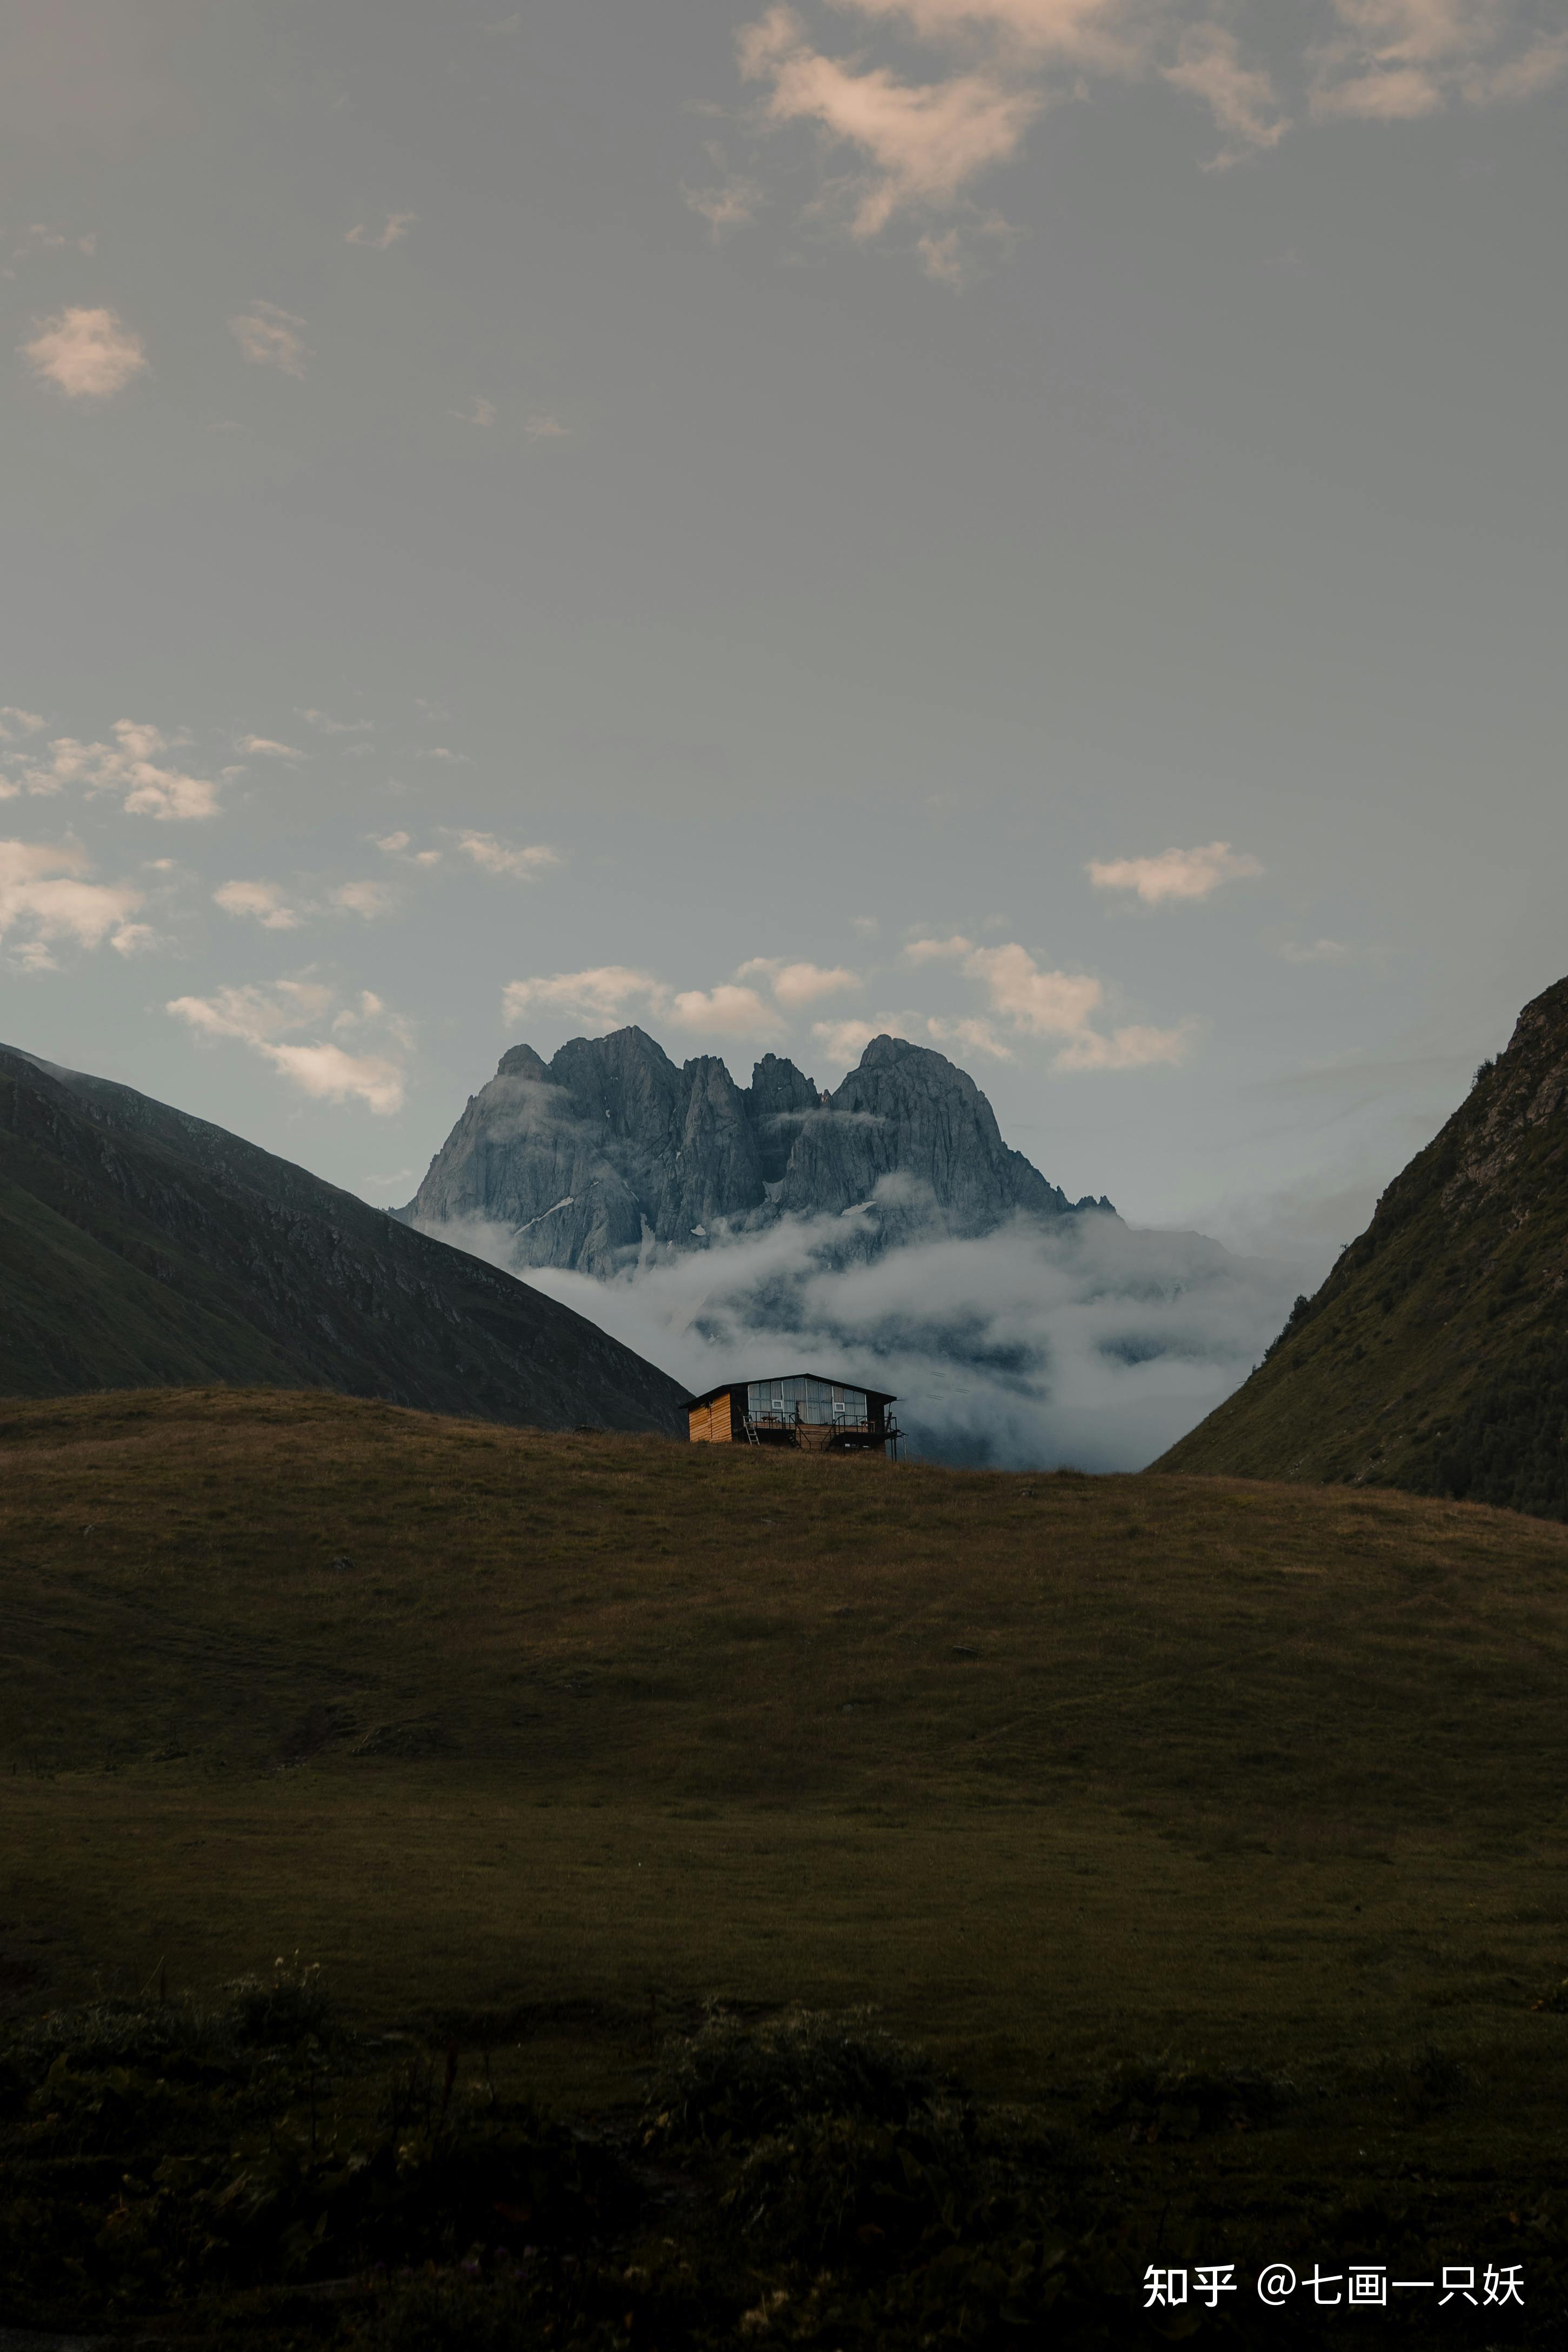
[5,1390,1568,2342]
[0,1043,685,1433]
[1159,974,1568,1515]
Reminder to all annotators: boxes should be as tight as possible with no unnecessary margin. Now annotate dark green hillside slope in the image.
[1159,974,1568,1516]
[0,1044,685,1434]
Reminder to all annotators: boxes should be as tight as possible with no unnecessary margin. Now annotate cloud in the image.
[235,734,306,761]
[417,746,471,764]
[330,878,399,920]
[1162,23,1286,161]
[738,956,862,1008]
[670,983,786,1038]
[0,708,46,741]
[905,932,974,961]
[524,411,570,439]
[433,1196,1299,1472]
[453,831,559,879]
[682,144,766,232]
[297,709,372,735]
[1053,1020,1195,1069]
[1309,0,1568,119]
[22,305,148,400]
[724,0,1563,267]
[166,979,405,1112]
[739,5,1042,236]
[12,223,97,262]
[214,878,302,930]
[452,395,497,426]
[812,1016,883,1062]
[345,212,416,247]
[229,301,309,377]
[962,941,1193,1069]
[376,830,443,866]
[851,914,880,938]
[1087,840,1263,903]
[925,1012,1013,1058]
[0,838,148,969]
[1279,937,1363,964]
[22,720,219,819]
[831,0,1164,72]
[502,967,668,1027]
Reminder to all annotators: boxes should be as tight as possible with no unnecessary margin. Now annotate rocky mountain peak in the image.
[403,1024,1112,1276]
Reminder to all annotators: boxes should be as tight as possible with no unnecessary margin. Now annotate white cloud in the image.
[297,709,373,735]
[453,831,559,879]
[0,708,46,740]
[963,942,1104,1036]
[438,1197,1301,1474]
[236,734,306,761]
[724,0,1562,268]
[811,1016,882,1062]
[502,967,668,1027]
[1087,840,1263,903]
[331,879,400,920]
[376,830,444,866]
[831,0,1164,74]
[166,979,405,1112]
[229,301,309,377]
[452,395,497,427]
[670,983,786,1038]
[0,839,146,968]
[524,411,570,439]
[1310,0,1568,119]
[926,1012,1013,1058]
[1162,23,1286,162]
[738,956,862,1007]
[905,932,974,961]
[851,914,880,938]
[1053,1020,1195,1069]
[22,721,219,819]
[346,212,416,248]
[22,306,148,400]
[417,746,471,764]
[739,5,1042,237]
[214,878,302,930]
[961,940,1193,1070]
[12,224,97,263]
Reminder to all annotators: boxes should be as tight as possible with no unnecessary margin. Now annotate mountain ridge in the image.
[0,1042,685,1434]
[1158,972,1568,1518]
[402,1026,1113,1277]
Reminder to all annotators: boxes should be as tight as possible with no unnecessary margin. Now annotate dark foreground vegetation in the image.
[4,1390,1567,2343]
[3,1968,1560,2348]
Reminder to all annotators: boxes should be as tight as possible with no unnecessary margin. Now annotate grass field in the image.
[3,1388,1566,2341]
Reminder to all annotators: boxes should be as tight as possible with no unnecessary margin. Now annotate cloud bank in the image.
[431,1200,1296,1470]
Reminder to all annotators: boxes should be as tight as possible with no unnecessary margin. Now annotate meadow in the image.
[2,1388,1565,2344]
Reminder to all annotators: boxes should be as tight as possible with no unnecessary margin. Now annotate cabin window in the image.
[746,1377,869,1425]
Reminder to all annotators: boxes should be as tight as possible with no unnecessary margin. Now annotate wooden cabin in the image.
[685,1373,900,1458]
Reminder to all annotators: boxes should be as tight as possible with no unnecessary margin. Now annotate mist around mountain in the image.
[0,1043,685,1436]
[1160,973,1568,1520]
[406,1028,1297,1469]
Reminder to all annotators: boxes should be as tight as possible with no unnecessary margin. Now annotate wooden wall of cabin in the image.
[687,1392,734,1444]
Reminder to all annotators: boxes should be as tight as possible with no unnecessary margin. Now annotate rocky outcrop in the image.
[403,1027,1113,1276]
[0,1042,686,1433]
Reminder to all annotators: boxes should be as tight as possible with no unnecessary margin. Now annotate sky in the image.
[2,0,1565,1283]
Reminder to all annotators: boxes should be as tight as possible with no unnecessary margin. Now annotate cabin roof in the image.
[684,1373,897,1411]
